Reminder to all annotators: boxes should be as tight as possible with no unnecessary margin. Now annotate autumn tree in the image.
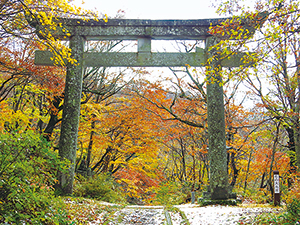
[0,0,102,195]
[202,0,300,204]
[77,84,167,199]
[246,1,300,172]
[0,0,96,219]
[133,70,262,196]
[214,0,300,173]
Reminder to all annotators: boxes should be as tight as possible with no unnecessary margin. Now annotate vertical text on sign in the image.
[274,173,280,194]
[273,170,280,206]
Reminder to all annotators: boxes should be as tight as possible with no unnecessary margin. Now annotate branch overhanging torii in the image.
[28,12,268,199]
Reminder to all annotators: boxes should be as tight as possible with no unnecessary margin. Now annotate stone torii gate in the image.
[30,15,262,199]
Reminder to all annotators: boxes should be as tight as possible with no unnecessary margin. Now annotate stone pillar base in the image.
[198,186,239,206]
[198,198,239,206]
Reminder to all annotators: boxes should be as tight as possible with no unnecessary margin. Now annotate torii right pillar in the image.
[203,12,268,201]
[205,36,230,200]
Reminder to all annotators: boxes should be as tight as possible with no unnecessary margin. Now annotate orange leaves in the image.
[115,167,162,199]
[0,38,65,100]
[250,145,289,179]
[78,88,166,176]
[209,12,267,40]
[209,21,244,39]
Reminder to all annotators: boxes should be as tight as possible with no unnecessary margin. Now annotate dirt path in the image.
[89,203,283,225]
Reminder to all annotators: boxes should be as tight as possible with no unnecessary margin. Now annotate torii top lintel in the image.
[29,13,267,41]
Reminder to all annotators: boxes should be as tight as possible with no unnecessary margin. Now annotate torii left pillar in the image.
[57,35,85,194]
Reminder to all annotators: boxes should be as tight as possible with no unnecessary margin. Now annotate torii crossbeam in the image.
[29,13,266,199]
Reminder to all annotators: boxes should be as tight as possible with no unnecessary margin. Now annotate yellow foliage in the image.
[284,176,300,204]
[117,178,139,198]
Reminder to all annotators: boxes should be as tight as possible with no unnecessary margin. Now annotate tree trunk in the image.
[43,96,62,141]
[295,46,300,172]
[294,122,300,172]
[285,126,297,169]
[244,146,254,191]
[87,119,95,169]
[229,152,239,187]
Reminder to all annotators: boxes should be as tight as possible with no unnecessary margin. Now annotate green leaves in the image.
[0,131,69,224]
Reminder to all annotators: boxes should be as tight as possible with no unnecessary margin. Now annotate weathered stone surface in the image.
[138,38,151,53]
[35,50,206,67]
[206,36,229,200]
[30,17,228,40]
[29,14,267,41]
[35,49,250,68]
[57,35,85,194]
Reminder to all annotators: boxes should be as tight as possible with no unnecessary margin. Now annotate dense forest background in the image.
[0,0,300,224]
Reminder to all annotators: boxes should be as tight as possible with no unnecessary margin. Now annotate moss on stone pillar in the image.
[206,36,229,200]
[57,35,85,195]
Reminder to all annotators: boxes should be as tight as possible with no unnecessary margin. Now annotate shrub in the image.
[152,181,187,206]
[0,130,69,224]
[248,199,300,224]
[286,198,300,223]
[73,173,125,203]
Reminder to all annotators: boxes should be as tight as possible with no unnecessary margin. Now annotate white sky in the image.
[74,0,222,20]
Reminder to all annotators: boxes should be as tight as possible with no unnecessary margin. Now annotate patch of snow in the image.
[169,210,185,225]
[176,204,281,225]
[88,202,283,225]
[106,208,165,225]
